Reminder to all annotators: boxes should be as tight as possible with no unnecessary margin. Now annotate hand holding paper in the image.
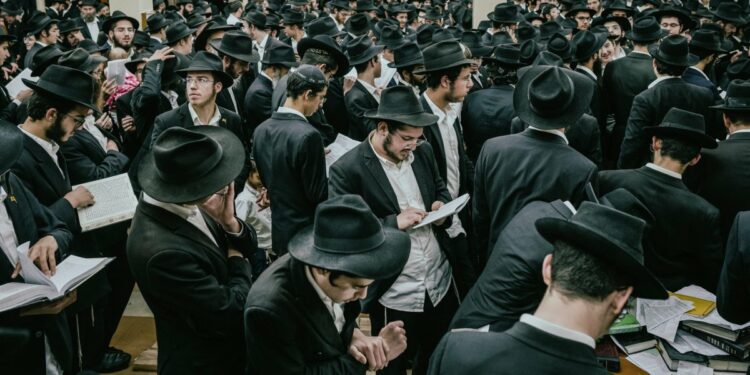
[413,194,470,229]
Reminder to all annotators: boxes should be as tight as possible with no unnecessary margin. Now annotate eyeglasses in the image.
[64,113,86,128]
[391,131,425,148]
[114,27,134,33]
[186,77,215,86]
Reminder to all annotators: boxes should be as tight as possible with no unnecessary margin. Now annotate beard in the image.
[45,116,68,144]
[83,14,96,23]
[382,133,408,162]
[113,37,132,50]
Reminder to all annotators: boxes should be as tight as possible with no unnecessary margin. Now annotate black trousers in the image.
[369,288,459,375]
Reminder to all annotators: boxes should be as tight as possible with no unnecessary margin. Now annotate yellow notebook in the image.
[670,292,716,317]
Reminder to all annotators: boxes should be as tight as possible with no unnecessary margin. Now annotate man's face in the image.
[373,57,382,78]
[406,64,426,84]
[0,42,9,66]
[98,6,109,17]
[135,61,147,81]
[283,24,299,38]
[242,20,254,37]
[604,20,622,40]
[110,20,135,49]
[611,10,628,18]
[227,58,249,79]
[318,272,374,304]
[303,87,327,116]
[49,105,88,143]
[185,4,194,13]
[660,16,681,35]
[599,39,615,63]
[187,72,220,107]
[722,21,737,37]
[447,66,473,102]
[382,124,424,162]
[396,13,408,28]
[573,11,591,30]
[65,30,84,47]
[334,8,351,24]
[549,6,560,19]
[587,0,600,12]
[81,5,96,22]
[42,24,60,44]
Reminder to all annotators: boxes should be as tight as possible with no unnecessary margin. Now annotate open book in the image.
[325,134,360,175]
[414,194,470,229]
[0,242,113,313]
[5,68,37,99]
[74,173,138,232]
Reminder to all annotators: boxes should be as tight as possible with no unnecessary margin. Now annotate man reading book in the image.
[428,202,669,374]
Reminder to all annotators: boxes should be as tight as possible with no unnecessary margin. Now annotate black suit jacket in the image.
[428,322,607,375]
[252,112,328,255]
[329,140,467,311]
[618,77,715,169]
[22,42,42,69]
[126,200,256,375]
[686,132,750,243]
[473,129,597,264]
[323,77,350,136]
[574,67,604,128]
[599,166,723,291]
[271,74,337,145]
[147,37,165,53]
[461,85,516,162]
[451,200,573,331]
[717,211,750,324]
[682,66,722,102]
[510,115,603,167]
[344,80,379,141]
[245,255,368,374]
[243,73,273,134]
[60,128,129,185]
[79,19,101,41]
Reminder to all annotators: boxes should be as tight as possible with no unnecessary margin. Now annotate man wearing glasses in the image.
[566,2,596,31]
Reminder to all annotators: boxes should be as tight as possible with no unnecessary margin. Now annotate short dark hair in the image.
[486,62,518,85]
[300,49,338,74]
[550,240,629,302]
[725,110,750,125]
[658,136,701,164]
[328,269,361,286]
[354,56,377,74]
[426,64,470,90]
[654,59,687,76]
[35,22,57,39]
[26,91,78,121]
[286,71,328,99]
[385,120,409,133]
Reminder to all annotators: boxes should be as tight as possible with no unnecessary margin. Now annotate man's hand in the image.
[200,183,241,233]
[379,321,407,361]
[95,112,113,130]
[397,207,427,230]
[121,115,135,132]
[105,139,119,152]
[12,235,59,278]
[15,88,32,102]
[100,78,117,99]
[64,186,95,208]
[227,248,243,258]
[343,76,356,95]
[430,201,446,226]
[149,47,175,62]
[256,187,270,210]
[349,328,388,371]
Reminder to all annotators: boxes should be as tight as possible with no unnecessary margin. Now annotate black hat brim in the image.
[147,19,171,33]
[625,28,667,43]
[125,58,148,74]
[388,57,424,69]
[514,66,594,130]
[177,66,235,90]
[536,217,668,299]
[138,126,246,204]
[574,33,608,62]
[710,102,750,112]
[364,109,438,127]
[643,125,718,148]
[23,78,98,113]
[298,37,350,77]
[209,39,260,63]
[166,26,197,46]
[413,55,474,74]
[288,225,411,280]
[259,58,300,68]
[468,45,494,57]
[487,13,525,24]
[347,44,384,66]
[648,43,700,66]
[194,24,240,51]
[712,11,746,26]
[0,124,24,175]
[102,15,140,33]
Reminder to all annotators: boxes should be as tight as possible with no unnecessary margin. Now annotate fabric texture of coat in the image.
[716,211,750,324]
[461,85,516,162]
[344,80,379,141]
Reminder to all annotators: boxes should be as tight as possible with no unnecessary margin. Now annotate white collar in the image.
[150,36,162,43]
[520,314,596,349]
[188,103,221,125]
[528,126,569,144]
[648,75,678,89]
[357,79,379,99]
[277,106,307,120]
[368,132,414,170]
[260,71,276,88]
[0,186,6,202]
[255,34,269,49]
[731,129,750,136]
[18,125,60,157]
[563,201,577,214]
[645,163,682,179]
[422,92,457,124]
[630,50,650,56]
[577,65,597,80]
[688,66,710,81]
[142,192,200,219]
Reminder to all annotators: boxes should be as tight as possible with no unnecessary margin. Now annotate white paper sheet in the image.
[5,68,36,99]
[671,330,729,356]
[676,285,750,332]
[16,242,55,288]
[413,193,470,229]
[105,59,128,85]
[627,349,672,375]
[325,134,360,175]
[638,296,693,342]
[677,361,714,375]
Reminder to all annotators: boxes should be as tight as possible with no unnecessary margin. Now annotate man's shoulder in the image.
[245,256,296,312]
[431,330,516,372]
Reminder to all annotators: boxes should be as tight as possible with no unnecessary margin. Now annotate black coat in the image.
[79,19,101,41]
[574,67,604,128]
[450,200,573,331]
[344,80,379,141]
[243,73,274,134]
[600,52,655,163]
[323,77,350,136]
[60,128,129,185]
[682,66,722,102]
[252,112,328,255]
[717,211,750,324]
[147,37,165,53]
[461,85,516,162]
[126,200,256,375]
[22,43,41,69]
[428,322,607,375]
[617,77,715,169]
[599,166,723,291]
[244,255,368,374]
[473,129,597,264]
[510,115,603,167]
[114,90,140,158]
[686,132,750,243]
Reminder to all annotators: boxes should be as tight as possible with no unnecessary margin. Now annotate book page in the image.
[105,59,128,85]
[0,283,54,313]
[49,255,113,293]
[16,242,55,288]
[325,134,360,175]
[74,173,138,232]
[5,69,36,99]
[413,194,470,229]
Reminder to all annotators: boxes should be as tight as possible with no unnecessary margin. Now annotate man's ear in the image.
[46,108,58,122]
[609,286,633,317]
[542,254,553,286]
[688,153,702,167]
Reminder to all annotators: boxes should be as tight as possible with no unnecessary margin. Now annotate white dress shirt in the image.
[291,33,307,54]
[330,14,345,31]
[528,126,569,144]
[162,90,179,109]
[305,265,346,333]
[577,65,597,81]
[85,17,100,40]
[235,182,272,250]
[520,314,596,349]
[142,193,219,246]
[0,187,19,266]
[357,79,380,103]
[83,115,107,151]
[370,138,452,312]
[254,34,269,73]
[277,106,307,120]
[189,104,221,126]
[645,162,682,180]
[375,54,397,89]
[226,13,241,26]
[18,126,64,177]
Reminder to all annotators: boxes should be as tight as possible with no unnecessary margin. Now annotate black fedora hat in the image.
[0,3,23,16]
[210,30,259,63]
[306,16,347,38]
[519,39,541,65]
[288,194,410,280]
[711,79,750,112]
[30,45,63,77]
[431,29,459,44]
[461,31,494,57]
[329,0,352,10]
[424,6,443,21]
[298,35,350,77]
[345,34,383,65]
[58,48,107,74]
[690,28,726,53]
[265,13,283,31]
[165,22,195,45]
[261,40,299,68]
[416,40,473,74]
[24,65,98,112]
[712,2,746,26]
[644,108,717,148]
[59,18,83,34]
[648,34,698,67]
[187,13,209,29]
[0,28,13,43]
[653,5,694,30]
[346,13,372,36]
[416,23,437,47]
[146,13,170,32]
[388,42,423,68]
[525,11,545,24]
[177,51,235,88]
[134,30,151,48]
[514,66,594,129]
[125,51,152,74]
[139,126,245,204]
[365,85,438,126]
[566,1,597,18]
[536,202,668,299]
[516,22,541,43]
[728,55,750,80]
[281,9,305,25]
[102,10,139,34]
[529,50,565,67]
[600,188,656,228]
[244,11,267,29]
[546,32,574,61]
[25,12,57,36]
[0,124,23,175]
[602,0,634,17]
[592,15,632,32]
[485,44,524,67]
[540,20,572,41]
[572,29,608,62]
[194,19,240,51]
[487,3,523,24]
[77,39,107,54]
[378,25,407,50]
[626,16,667,42]
[356,0,377,12]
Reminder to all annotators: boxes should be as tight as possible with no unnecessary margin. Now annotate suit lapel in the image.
[361,144,400,212]
[290,258,345,348]
[420,96,446,158]
[411,153,433,209]
[23,136,71,196]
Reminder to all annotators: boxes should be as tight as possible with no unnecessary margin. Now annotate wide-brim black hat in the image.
[536,203,668,299]
[0,124,24,175]
[166,23,196,45]
[298,36,350,77]
[711,79,750,111]
[209,33,260,63]
[25,12,57,36]
[648,42,699,67]
[514,66,594,130]
[147,15,170,32]
[566,4,597,18]
[102,10,139,33]
[485,45,525,67]
[652,7,694,30]
[625,21,668,42]
[78,39,108,54]
[712,3,747,25]
[592,15,632,32]
[30,45,63,77]
[139,126,245,204]
[194,21,240,51]
[414,40,474,74]
[59,19,84,34]
[23,65,98,113]
[345,35,384,66]
[177,52,235,89]
[125,51,152,74]
[364,106,438,126]
[643,124,717,148]
[0,4,23,16]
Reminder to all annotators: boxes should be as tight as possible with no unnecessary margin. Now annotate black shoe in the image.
[95,347,131,373]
